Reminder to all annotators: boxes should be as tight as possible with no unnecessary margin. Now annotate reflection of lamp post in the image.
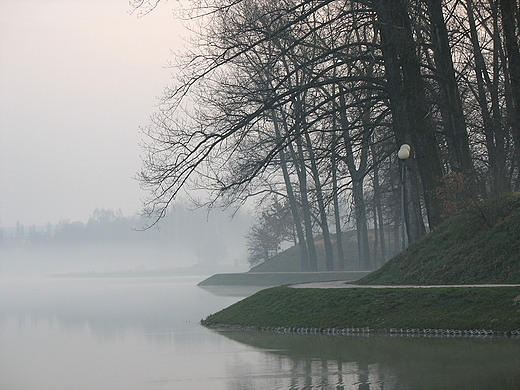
[398,144,411,251]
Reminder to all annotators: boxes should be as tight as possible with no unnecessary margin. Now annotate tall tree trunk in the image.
[374,0,445,230]
[490,0,509,193]
[330,67,345,269]
[466,0,509,194]
[372,193,380,265]
[373,1,427,242]
[499,0,520,185]
[332,133,346,270]
[353,179,371,269]
[272,111,309,271]
[371,144,387,264]
[304,130,335,271]
[425,0,474,176]
[291,130,319,271]
[276,43,320,270]
[403,159,427,242]
[337,87,372,269]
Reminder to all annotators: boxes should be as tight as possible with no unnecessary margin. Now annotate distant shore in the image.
[49,265,248,279]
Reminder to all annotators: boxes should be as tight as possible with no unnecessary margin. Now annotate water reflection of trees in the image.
[219,330,520,390]
[226,353,397,390]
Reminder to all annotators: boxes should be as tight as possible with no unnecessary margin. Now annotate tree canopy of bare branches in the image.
[136,0,520,270]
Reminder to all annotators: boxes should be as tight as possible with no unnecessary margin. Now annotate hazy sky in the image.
[0,0,186,227]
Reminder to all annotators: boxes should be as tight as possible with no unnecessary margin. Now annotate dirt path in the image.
[291,281,520,289]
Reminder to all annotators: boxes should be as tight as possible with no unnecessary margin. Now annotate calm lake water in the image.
[1,275,519,390]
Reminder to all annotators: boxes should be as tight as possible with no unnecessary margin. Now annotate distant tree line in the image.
[134,0,520,271]
[1,205,252,265]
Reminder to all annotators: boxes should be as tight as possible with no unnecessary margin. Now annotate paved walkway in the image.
[291,280,520,289]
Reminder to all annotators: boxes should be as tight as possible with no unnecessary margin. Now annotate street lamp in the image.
[398,144,411,251]
[398,144,411,160]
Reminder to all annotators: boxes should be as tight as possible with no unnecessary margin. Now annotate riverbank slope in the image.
[359,192,520,285]
[201,285,520,334]
[202,193,520,333]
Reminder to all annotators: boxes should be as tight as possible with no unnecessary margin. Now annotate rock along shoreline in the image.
[203,323,520,338]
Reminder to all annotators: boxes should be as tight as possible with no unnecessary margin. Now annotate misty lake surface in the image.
[1,275,520,390]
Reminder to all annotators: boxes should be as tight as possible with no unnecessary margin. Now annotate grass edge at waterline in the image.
[201,285,520,336]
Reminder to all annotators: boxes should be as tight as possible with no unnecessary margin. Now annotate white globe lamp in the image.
[398,144,411,160]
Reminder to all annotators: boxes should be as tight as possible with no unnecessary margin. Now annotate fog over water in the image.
[1,275,519,390]
[0,276,260,390]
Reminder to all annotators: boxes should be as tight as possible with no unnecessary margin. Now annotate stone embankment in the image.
[205,323,520,338]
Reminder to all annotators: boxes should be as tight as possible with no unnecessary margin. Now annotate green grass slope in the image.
[202,194,520,333]
[359,192,520,285]
[202,285,520,332]
[250,230,364,272]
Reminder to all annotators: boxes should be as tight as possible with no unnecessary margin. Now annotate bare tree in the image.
[136,0,519,271]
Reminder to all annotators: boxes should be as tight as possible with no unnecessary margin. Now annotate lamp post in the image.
[398,144,411,251]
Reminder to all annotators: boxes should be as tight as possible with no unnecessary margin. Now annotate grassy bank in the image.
[244,193,520,284]
[202,194,520,334]
[359,192,520,285]
[249,230,366,272]
[197,271,369,286]
[201,285,520,334]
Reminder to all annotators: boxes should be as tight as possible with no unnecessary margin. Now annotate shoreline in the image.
[201,285,520,335]
[203,323,520,338]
